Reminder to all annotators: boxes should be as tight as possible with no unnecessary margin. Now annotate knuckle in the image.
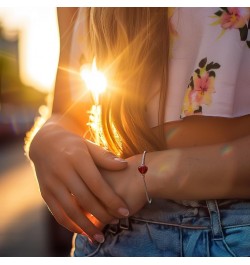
[73,193,88,209]
[102,150,115,160]
[63,148,75,158]
[65,206,78,220]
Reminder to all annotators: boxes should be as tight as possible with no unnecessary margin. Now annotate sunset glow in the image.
[80,58,108,146]
[80,58,107,103]
[0,7,59,93]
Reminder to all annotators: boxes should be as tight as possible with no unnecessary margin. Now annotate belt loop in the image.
[119,217,131,230]
[206,200,223,240]
[107,218,131,235]
[107,224,119,235]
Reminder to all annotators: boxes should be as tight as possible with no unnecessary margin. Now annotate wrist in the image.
[126,154,149,206]
[146,149,185,200]
[44,114,84,135]
[137,151,152,204]
[28,114,82,162]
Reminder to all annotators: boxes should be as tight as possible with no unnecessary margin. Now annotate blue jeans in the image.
[72,199,250,257]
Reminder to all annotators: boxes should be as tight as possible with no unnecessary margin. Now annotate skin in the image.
[100,115,250,228]
[29,8,130,243]
[28,8,250,243]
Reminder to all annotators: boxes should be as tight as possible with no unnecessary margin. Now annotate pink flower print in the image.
[211,7,250,47]
[187,88,203,114]
[184,74,215,116]
[181,58,220,117]
[220,7,249,29]
[194,72,210,95]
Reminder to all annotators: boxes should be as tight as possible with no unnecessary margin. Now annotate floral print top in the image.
[69,8,250,125]
[166,7,250,123]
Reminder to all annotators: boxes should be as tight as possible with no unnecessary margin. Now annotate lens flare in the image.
[220,144,233,157]
[80,58,122,153]
[80,58,107,103]
[165,127,178,142]
[80,58,107,146]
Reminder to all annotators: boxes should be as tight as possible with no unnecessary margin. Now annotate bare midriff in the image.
[155,115,250,149]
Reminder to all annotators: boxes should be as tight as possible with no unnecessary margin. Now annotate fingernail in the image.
[93,234,105,243]
[118,207,129,217]
[110,219,119,225]
[114,157,127,163]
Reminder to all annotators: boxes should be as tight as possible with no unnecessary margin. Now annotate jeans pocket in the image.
[223,225,250,257]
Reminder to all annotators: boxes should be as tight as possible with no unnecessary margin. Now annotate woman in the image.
[28,7,250,256]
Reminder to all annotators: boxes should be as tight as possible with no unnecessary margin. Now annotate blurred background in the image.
[0,7,73,257]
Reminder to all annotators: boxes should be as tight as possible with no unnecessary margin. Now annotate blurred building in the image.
[0,22,73,257]
[0,24,46,139]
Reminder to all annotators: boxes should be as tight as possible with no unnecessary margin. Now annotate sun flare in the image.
[80,58,107,146]
[80,58,107,103]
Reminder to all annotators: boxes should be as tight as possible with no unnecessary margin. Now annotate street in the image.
[0,137,72,257]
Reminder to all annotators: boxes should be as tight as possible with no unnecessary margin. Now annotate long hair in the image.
[84,7,169,158]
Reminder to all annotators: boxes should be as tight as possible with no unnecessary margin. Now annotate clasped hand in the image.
[29,121,147,242]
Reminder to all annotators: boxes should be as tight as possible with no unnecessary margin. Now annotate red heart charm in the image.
[138,165,148,174]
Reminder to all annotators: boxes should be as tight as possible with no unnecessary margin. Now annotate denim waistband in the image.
[130,199,250,229]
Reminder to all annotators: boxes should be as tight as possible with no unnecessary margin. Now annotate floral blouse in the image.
[165,7,250,124]
[69,7,250,126]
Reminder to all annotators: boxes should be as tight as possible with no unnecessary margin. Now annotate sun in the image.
[80,58,107,103]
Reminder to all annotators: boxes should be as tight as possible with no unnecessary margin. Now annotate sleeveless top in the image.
[69,7,250,127]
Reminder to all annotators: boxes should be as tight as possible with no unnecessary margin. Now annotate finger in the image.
[71,152,130,218]
[49,179,106,243]
[46,194,84,234]
[57,167,116,224]
[85,140,128,170]
[46,193,106,242]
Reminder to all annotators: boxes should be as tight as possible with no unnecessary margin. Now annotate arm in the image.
[27,7,130,242]
[148,134,250,200]
[52,7,88,133]
[100,133,250,216]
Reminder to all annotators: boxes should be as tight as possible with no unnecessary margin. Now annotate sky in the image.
[0,7,59,93]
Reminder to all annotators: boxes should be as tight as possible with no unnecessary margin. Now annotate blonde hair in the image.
[84,8,169,158]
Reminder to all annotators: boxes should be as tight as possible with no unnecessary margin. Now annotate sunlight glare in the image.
[0,7,59,93]
[80,58,107,103]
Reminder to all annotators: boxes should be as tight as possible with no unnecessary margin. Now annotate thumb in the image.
[84,140,128,170]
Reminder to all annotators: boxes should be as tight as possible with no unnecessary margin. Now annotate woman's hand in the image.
[100,155,149,216]
[28,118,130,242]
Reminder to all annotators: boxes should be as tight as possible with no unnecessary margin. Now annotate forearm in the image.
[42,113,85,136]
[147,135,250,200]
[52,7,79,114]
[26,7,89,145]
[51,7,93,137]
[52,7,90,135]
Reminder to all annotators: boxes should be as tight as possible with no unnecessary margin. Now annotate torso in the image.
[70,8,250,150]
[148,7,250,149]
